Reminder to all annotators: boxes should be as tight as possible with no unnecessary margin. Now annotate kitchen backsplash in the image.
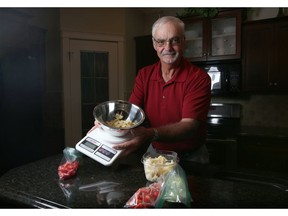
[212,94,288,129]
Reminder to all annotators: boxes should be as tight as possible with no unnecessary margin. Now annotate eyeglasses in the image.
[153,37,183,47]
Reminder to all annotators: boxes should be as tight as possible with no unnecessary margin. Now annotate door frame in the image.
[61,31,125,147]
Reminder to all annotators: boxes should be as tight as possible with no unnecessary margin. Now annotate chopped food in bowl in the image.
[105,113,136,128]
[141,150,178,182]
[93,100,145,137]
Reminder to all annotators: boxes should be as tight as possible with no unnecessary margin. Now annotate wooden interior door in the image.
[67,39,118,146]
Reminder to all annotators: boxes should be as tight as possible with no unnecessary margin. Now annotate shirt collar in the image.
[152,58,188,83]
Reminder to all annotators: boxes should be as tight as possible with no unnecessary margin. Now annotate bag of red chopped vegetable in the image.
[58,147,82,180]
[124,182,162,208]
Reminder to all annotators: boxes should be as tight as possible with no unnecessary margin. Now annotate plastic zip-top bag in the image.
[124,182,162,208]
[58,147,82,180]
[155,164,192,208]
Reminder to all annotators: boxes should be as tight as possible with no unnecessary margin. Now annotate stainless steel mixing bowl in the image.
[93,100,145,137]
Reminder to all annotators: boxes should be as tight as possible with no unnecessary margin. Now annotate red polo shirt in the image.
[129,58,211,153]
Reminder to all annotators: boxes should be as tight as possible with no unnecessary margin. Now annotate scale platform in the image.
[75,127,131,166]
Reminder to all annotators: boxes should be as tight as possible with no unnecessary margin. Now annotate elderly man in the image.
[114,16,211,164]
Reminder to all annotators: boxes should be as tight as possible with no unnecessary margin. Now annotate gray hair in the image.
[152,16,185,37]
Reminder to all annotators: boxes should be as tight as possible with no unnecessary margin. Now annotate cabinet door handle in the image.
[269,82,278,86]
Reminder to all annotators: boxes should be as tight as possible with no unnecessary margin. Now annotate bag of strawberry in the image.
[124,182,162,208]
[58,147,82,180]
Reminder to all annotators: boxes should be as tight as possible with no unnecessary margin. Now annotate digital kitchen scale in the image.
[75,127,131,166]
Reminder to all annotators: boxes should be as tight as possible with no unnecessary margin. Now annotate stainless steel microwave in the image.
[197,62,241,96]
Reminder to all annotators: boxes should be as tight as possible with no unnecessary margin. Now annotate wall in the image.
[240,95,288,128]
[212,95,288,128]
[60,8,126,34]
[246,8,281,21]
[137,8,185,35]
[123,9,147,98]
[60,8,146,100]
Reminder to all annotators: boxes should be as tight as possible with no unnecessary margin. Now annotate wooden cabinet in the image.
[135,35,158,73]
[0,22,46,174]
[182,9,242,62]
[206,138,238,169]
[238,136,288,173]
[242,17,288,92]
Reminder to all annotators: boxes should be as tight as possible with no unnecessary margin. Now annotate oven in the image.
[206,103,241,169]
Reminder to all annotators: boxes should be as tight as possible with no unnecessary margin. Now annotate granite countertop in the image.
[1,154,288,208]
[240,126,288,139]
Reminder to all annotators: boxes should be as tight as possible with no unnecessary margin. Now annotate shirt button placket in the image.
[160,86,166,122]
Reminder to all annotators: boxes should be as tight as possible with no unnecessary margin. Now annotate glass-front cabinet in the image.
[183,9,242,62]
[185,21,204,59]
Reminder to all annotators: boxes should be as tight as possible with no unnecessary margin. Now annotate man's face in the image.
[153,22,186,65]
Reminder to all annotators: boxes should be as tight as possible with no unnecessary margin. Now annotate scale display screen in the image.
[79,137,100,152]
[95,145,117,162]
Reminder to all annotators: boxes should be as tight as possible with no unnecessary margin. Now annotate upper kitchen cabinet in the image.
[242,17,288,92]
[182,9,242,62]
